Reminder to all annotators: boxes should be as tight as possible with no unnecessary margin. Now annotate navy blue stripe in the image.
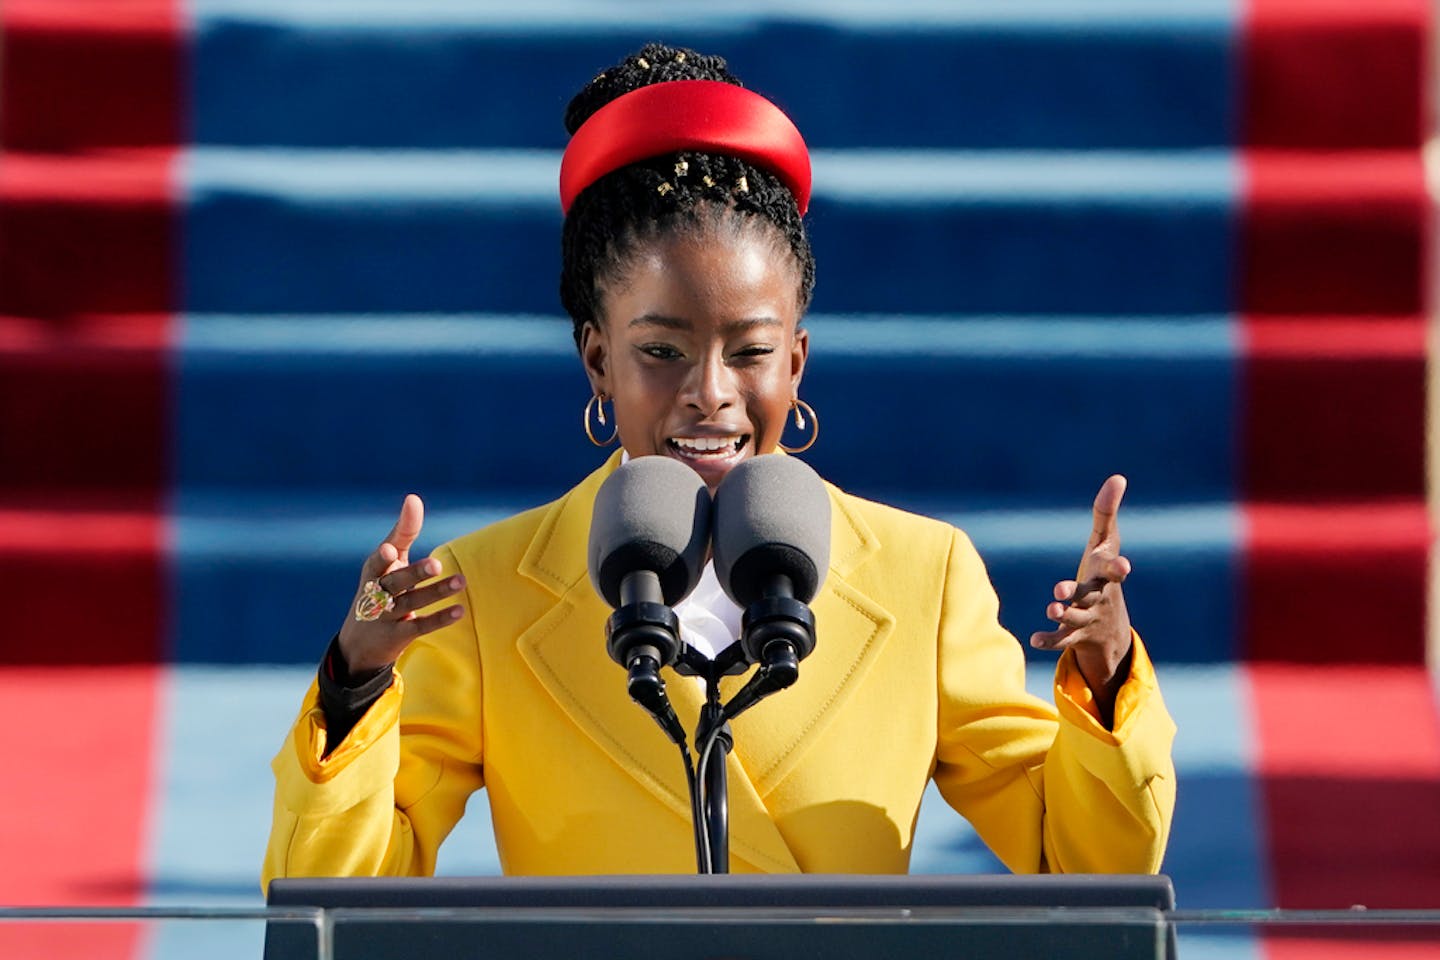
[173,314,1237,504]
[169,497,1238,664]
[191,5,1237,149]
[181,149,1237,316]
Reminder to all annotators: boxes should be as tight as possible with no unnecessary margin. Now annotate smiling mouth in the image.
[667,435,749,460]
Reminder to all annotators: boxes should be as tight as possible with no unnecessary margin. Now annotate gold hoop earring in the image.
[779,399,818,453]
[584,393,619,446]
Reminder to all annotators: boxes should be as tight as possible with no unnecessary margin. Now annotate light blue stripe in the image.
[909,662,1268,926]
[171,496,1238,562]
[179,313,1235,360]
[1161,664,1257,774]
[172,495,527,560]
[192,0,1235,30]
[141,666,502,960]
[144,667,313,909]
[813,150,1235,204]
[142,667,312,960]
[137,660,1265,958]
[1171,933,1262,960]
[942,504,1239,555]
[180,314,577,357]
[1152,664,1271,911]
[182,147,1237,205]
[183,149,558,203]
[137,665,1263,881]
[816,316,1234,358]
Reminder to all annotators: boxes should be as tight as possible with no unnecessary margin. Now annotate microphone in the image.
[588,456,712,744]
[711,454,831,720]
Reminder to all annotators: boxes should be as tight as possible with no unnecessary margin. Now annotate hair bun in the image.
[564,43,742,135]
[558,43,816,343]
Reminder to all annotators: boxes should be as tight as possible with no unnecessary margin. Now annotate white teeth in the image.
[670,435,742,456]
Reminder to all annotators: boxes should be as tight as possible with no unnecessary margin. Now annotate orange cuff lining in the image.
[295,673,404,784]
[1055,629,1155,731]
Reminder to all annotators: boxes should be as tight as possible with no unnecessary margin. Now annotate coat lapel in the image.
[721,484,896,795]
[514,454,894,873]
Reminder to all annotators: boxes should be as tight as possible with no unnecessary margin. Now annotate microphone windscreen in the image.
[588,456,713,607]
[712,454,831,606]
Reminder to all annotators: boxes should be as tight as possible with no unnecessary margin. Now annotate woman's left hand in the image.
[1030,474,1134,725]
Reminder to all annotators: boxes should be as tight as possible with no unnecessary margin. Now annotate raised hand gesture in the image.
[1030,475,1134,725]
[337,494,465,675]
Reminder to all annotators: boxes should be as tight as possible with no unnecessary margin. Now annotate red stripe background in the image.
[1241,0,1437,953]
[0,3,181,957]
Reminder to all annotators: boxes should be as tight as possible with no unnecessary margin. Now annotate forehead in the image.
[605,220,801,329]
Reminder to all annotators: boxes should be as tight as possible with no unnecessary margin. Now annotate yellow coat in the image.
[264,453,1175,885]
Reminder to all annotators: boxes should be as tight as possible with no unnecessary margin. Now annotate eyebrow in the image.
[628,313,782,332]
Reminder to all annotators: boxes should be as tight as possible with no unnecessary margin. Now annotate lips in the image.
[664,433,752,486]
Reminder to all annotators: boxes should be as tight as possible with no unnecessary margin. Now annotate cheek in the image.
[746,375,796,439]
[609,368,679,443]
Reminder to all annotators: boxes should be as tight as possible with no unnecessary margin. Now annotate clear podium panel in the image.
[0,907,324,960]
[8,902,1440,960]
[1172,910,1440,960]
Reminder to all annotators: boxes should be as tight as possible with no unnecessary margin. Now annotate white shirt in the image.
[675,558,744,660]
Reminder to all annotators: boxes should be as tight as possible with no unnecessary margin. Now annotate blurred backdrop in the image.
[0,2,1435,959]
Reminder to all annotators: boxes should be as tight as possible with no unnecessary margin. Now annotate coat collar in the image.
[515,452,895,872]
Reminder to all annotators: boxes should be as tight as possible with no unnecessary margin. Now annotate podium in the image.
[265,874,1176,960]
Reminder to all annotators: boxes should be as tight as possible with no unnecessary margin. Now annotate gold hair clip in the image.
[675,52,686,63]
[674,160,689,178]
[736,175,749,194]
[637,57,651,69]
[657,182,674,196]
[702,175,715,188]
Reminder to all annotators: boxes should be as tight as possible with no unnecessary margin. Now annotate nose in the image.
[682,349,740,417]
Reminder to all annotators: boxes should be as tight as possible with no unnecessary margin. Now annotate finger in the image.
[1068,576,1112,609]
[388,574,466,618]
[1104,554,1132,583]
[391,603,465,640]
[383,494,426,564]
[378,557,444,596]
[1030,627,1073,650]
[1053,580,1077,602]
[359,540,401,583]
[1087,474,1127,550]
[1046,601,1098,630]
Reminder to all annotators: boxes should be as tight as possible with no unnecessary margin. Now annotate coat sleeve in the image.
[931,528,1176,874]
[261,544,484,890]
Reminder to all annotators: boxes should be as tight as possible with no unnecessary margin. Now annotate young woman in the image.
[263,44,1174,883]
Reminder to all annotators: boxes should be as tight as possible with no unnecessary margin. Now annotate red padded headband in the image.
[559,79,811,216]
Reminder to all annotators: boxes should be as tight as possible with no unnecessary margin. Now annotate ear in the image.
[789,325,810,392]
[579,320,609,395]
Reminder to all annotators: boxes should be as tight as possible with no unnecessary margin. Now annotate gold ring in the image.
[355,579,396,622]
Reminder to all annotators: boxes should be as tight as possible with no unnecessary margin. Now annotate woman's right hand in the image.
[337,494,466,674]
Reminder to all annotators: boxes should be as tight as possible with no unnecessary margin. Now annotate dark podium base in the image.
[266,873,1176,960]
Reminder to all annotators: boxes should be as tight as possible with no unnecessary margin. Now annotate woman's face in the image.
[581,222,809,491]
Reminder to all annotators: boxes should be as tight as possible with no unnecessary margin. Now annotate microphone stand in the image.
[675,643,747,874]
[607,575,818,874]
[673,587,814,875]
[698,698,731,874]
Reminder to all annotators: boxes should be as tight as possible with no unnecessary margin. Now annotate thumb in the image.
[384,494,425,563]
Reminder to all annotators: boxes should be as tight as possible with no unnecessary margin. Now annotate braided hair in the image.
[559,43,816,346]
